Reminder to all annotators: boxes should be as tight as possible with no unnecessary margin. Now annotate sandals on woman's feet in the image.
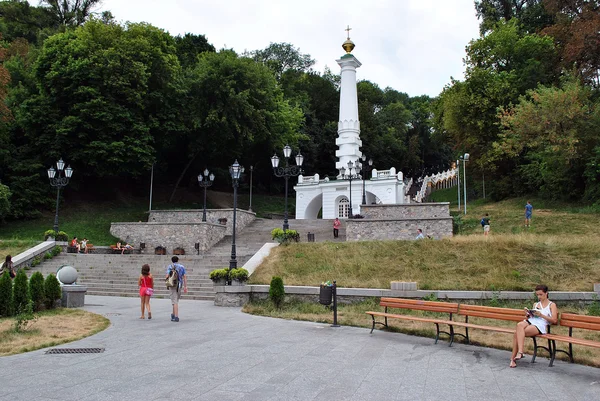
[514,352,525,361]
[139,316,145,319]
[509,359,517,368]
[148,313,152,320]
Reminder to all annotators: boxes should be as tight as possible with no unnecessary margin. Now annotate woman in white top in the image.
[510,284,558,368]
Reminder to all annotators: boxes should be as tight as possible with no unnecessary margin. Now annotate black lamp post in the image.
[229,160,244,271]
[361,155,373,205]
[271,145,304,232]
[198,168,215,222]
[47,158,73,234]
[340,160,360,219]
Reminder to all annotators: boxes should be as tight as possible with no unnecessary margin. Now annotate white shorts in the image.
[484,225,490,232]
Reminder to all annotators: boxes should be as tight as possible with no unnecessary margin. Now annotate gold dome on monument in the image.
[342,25,355,54]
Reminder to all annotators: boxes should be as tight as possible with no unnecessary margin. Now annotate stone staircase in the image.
[28,218,346,300]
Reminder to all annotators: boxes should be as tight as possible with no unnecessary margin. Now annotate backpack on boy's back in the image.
[166,265,179,289]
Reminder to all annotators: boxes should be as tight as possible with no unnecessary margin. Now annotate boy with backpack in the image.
[481,213,491,236]
[165,256,187,322]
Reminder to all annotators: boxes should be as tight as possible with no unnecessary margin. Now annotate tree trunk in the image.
[168,152,198,203]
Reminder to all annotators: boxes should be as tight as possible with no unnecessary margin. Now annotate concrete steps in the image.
[28,217,347,300]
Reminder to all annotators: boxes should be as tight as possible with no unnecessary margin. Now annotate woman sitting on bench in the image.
[510,284,558,368]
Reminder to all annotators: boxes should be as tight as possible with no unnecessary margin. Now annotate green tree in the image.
[41,0,102,27]
[246,42,315,78]
[172,50,304,200]
[29,271,45,311]
[21,20,182,179]
[0,271,13,316]
[12,268,29,313]
[44,273,61,309]
[474,0,552,34]
[0,0,57,44]
[0,182,11,221]
[496,79,600,199]
[173,33,215,69]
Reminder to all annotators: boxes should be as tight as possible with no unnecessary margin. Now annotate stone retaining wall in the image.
[110,222,225,254]
[345,202,453,241]
[214,284,600,307]
[148,209,255,235]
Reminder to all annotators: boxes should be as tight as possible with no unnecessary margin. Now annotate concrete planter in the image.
[212,279,227,286]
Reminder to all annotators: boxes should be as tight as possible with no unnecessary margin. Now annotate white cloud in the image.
[99,0,480,97]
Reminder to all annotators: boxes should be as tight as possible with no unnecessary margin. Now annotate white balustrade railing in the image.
[413,168,458,203]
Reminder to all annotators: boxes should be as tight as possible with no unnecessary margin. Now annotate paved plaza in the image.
[1,295,599,401]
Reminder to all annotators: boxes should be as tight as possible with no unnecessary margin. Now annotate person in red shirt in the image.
[333,218,341,238]
[70,237,81,253]
[138,264,154,319]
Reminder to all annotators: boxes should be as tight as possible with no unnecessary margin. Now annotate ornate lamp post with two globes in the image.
[270,145,304,232]
[47,158,73,235]
[340,160,360,219]
[360,155,373,205]
[197,168,215,222]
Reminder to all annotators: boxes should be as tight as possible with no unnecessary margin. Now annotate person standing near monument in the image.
[333,218,341,238]
[166,256,187,322]
[524,201,533,227]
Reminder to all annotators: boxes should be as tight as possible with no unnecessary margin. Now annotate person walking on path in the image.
[481,214,491,236]
[333,218,341,238]
[166,256,187,322]
[138,264,154,319]
[510,284,557,368]
[524,201,533,227]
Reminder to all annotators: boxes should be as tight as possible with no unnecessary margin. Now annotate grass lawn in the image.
[0,308,110,356]
[243,298,600,368]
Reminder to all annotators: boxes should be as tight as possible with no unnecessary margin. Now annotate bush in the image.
[43,252,52,260]
[44,274,62,309]
[230,268,249,282]
[44,230,69,241]
[271,228,300,244]
[30,256,41,267]
[13,300,37,333]
[209,268,229,282]
[269,276,285,308]
[0,271,13,317]
[29,272,45,312]
[51,246,62,257]
[12,269,30,314]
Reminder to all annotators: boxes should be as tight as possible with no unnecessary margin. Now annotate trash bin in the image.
[319,285,332,305]
[307,232,315,242]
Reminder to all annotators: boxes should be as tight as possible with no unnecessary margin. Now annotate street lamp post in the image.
[361,155,373,205]
[271,145,304,232]
[249,165,253,212]
[460,153,470,215]
[340,160,360,219]
[197,168,215,222]
[228,160,244,272]
[456,159,461,213]
[47,158,73,234]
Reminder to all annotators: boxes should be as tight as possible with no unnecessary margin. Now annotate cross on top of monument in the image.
[345,25,352,39]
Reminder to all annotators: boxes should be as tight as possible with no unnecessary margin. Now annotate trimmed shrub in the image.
[269,276,285,308]
[43,252,52,260]
[230,268,249,282]
[209,268,229,282]
[51,246,62,257]
[44,230,68,241]
[30,256,41,267]
[44,274,62,309]
[29,272,45,311]
[13,269,30,314]
[0,271,13,317]
[271,228,300,244]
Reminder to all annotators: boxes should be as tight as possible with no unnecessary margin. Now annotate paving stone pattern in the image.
[1,296,599,401]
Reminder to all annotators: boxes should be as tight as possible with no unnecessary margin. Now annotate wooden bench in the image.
[453,304,553,364]
[542,313,600,367]
[85,243,95,254]
[366,298,459,344]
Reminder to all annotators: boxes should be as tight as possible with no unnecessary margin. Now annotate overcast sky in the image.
[98,0,481,97]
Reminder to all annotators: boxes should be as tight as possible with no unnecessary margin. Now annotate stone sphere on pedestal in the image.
[57,265,78,285]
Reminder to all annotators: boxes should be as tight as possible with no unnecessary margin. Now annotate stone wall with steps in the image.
[29,218,347,300]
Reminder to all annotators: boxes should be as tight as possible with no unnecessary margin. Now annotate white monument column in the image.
[335,29,362,175]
